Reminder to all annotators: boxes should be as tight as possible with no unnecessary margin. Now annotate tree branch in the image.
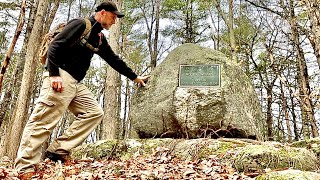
[243,0,283,17]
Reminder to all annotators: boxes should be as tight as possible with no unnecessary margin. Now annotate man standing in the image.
[15,1,148,179]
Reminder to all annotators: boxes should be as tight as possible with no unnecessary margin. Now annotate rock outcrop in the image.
[71,138,320,175]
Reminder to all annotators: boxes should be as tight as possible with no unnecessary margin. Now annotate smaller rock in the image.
[257,169,320,180]
[233,145,318,172]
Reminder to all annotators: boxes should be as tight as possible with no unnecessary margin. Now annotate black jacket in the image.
[47,16,137,82]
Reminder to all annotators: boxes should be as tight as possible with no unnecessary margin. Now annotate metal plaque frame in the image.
[178,64,221,87]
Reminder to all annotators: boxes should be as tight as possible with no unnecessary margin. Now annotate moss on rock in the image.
[72,140,124,160]
[198,140,245,159]
[170,138,245,161]
[72,139,176,160]
[257,169,320,180]
[291,137,320,158]
[233,145,318,172]
[71,138,319,175]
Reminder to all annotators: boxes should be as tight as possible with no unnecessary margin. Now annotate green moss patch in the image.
[233,145,318,172]
[257,169,320,180]
[291,137,320,158]
[72,140,124,160]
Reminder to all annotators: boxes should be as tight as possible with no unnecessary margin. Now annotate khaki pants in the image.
[15,69,103,172]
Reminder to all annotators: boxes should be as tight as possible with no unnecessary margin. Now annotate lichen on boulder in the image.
[256,169,320,180]
[233,144,319,172]
[291,137,320,158]
[72,140,126,160]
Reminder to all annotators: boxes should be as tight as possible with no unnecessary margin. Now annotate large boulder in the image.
[129,43,265,139]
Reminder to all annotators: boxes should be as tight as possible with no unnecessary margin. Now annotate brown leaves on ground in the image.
[0,148,256,179]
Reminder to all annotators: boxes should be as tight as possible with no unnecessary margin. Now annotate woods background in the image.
[0,0,319,160]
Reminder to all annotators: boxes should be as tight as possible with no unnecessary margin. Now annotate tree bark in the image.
[304,0,320,69]
[0,0,26,94]
[43,0,60,35]
[140,0,161,71]
[288,0,318,138]
[208,8,220,50]
[280,81,292,142]
[0,0,37,121]
[0,0,38,156]
[290,89,299,141]
[266,85,273,140]
[67,0,73,22]
[122,78,132,139]
[150,0,161,70]
[4,0,50,159]
[101,0,122,139]
[185,0,194,43]
[213,0,236,61]
[228,0,236,60]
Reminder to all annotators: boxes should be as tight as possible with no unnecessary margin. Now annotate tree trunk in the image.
[290,89,299,141]
[79,0,83,17]
[288,0,318,138]
[141,0,161,71]
[122,78,131,139]
[0,0,38,157]
[300,85,311,139]
[150,0,161,70]
[0,0,26,126]
[266,85,273,140]
[185,0,194,43]
[101,0,122,139]
[0,0,26,94]
[213,0,236,61]
[276,74,300,141]
[0,0,37,121]
[280,81,292,142]
[4,0,50,159]
[43,0,60,34]
[67,0,73,22]
[208,7,220,50]
[305,0,320,69]
[228,0,236,60]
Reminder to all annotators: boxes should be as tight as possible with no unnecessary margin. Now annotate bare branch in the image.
[243,0,283,17]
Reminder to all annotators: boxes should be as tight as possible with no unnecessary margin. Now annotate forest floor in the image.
[0,153,258,179]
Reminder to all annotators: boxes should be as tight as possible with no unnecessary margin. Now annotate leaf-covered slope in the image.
[1,138,320,179]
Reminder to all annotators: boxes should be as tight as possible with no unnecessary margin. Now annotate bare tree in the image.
[140,0,161,70]
[212,0,236,61]
[286,0,318,138]
[0,0,26,125]
[0,0,38,156]
[244,0,319,140]
[101,0,123,139]
[0,0,26,93]
[0,0,32,156]
[43,0,61,35]
[279,80,293,142]
[303,0,320,69]
[4,0,51,159]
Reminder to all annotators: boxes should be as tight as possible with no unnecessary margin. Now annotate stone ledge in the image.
[72,138,319,173]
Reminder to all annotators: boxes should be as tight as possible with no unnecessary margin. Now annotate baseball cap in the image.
[95,1,125,18]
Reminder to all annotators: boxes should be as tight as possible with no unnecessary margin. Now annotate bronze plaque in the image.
[179,64,220,87]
